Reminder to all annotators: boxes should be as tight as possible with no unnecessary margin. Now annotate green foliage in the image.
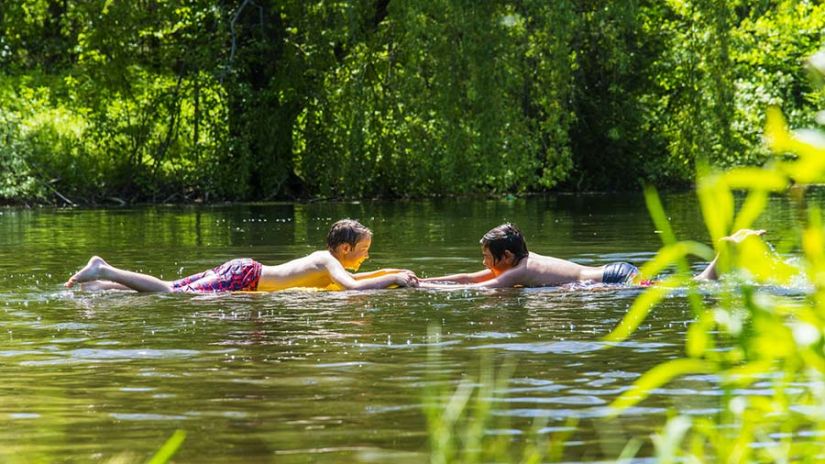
[565,0,665,189]
[102,429,186,464]
[145,430,186,464]
[1,0,824,202]
[603,49,825,461]
[292,0,575,197]
[0,100,44,202]
[732,1,825,163]
[1,1,230,203]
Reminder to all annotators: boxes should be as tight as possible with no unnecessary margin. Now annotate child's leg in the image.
[79,280,133,291]
[694,255,720,281]
[693,229,766,281]
[175,272,223,292]
[66,256,174,292]
[169,269,211,291]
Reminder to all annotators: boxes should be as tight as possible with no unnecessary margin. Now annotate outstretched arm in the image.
[353,268,412,280]
[694,229,766,281]
[327,258,418,290]
[420,269,495,284]
[420,269,522,289]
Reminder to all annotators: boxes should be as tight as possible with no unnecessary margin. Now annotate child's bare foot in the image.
[65,256,109,288]
[721,229,767,244]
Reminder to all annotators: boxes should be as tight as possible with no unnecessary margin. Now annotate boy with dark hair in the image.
[480,223,529,265]
[422,223,762,288]
[66,219,418,292]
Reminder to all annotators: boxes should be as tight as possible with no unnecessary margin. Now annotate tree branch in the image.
[222,0,263,82]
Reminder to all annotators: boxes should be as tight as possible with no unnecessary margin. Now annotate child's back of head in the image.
[327,219,372,250]
[481,223,529,263]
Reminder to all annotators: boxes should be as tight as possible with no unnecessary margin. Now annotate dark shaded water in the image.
[0,193,811,462]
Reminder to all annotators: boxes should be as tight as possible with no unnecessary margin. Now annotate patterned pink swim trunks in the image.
[171,258,262,292]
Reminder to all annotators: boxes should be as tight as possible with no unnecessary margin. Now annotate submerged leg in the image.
[65,256,174,292]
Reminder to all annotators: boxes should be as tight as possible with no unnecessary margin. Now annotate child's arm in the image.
[353,268,411,280]
[420,268,522,289]
[420,269,494,284]
[326,258,418,290]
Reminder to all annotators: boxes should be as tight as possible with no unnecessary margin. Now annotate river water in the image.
[0,192,811,462]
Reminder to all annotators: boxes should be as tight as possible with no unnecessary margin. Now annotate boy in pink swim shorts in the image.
[170,258,264,292]
[66,219,418,293]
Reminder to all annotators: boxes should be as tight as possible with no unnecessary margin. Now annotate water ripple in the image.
[19,348,201,366]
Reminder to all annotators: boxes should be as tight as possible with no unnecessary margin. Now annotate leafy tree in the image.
[1,0,823,202]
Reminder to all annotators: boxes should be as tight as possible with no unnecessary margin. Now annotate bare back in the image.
[256,250,415,291]
[494,252,605,287]
[258,251,342,291]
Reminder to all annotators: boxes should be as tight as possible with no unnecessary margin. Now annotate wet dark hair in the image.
[326,219,372,250]
[480,223,529,264]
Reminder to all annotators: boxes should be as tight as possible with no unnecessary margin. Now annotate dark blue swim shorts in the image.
[602,262,639,285]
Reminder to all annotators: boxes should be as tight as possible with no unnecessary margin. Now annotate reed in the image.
[422,326,576,463]
[603,48,825,462]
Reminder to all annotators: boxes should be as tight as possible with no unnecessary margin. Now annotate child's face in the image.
[482,246,513,275]
[340,237,372,270]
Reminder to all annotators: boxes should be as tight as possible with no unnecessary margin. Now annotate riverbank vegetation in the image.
[2,1,824,204]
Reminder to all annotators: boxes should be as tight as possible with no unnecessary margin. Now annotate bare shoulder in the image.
[309,250,332,259]
[496,264,528,286]
[526,251,561,264]
[309,250,338,267]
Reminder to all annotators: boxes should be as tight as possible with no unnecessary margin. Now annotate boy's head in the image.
[480,223,528,271]
[327,219,373,270]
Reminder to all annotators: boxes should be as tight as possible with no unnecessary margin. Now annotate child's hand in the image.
[395,271,419,288]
